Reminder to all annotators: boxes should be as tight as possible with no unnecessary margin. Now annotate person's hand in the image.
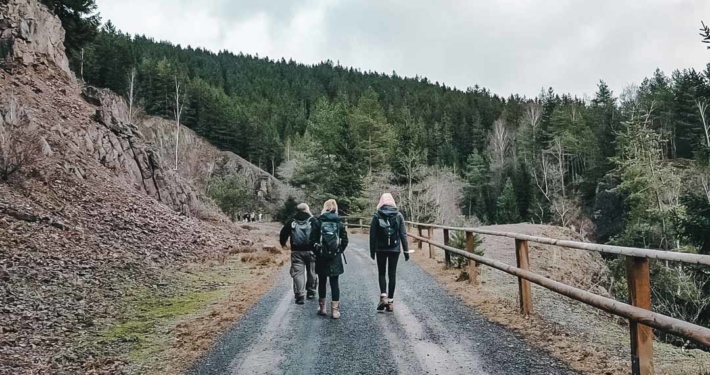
[404,252,410,262]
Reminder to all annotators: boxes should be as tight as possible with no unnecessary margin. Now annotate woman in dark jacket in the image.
[310,199,349,319]
[370,193,409,312]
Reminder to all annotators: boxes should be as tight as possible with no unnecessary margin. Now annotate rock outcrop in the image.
[0,0,71,76]
[0,0,298,216]
[79,86,200,216]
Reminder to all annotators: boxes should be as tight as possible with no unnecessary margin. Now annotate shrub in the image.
[448,230,484,269]
[275,196,299,224]
[0,129,42,182]
[206,174,254,221]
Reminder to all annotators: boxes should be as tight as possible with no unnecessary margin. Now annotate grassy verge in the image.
[99,251,284,375]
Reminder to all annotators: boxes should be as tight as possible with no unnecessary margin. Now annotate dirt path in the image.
[190,234,580,375]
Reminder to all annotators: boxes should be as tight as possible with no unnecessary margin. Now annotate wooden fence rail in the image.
[405,221,710,375]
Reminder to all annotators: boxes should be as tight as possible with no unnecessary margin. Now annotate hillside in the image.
[0,1,288,374]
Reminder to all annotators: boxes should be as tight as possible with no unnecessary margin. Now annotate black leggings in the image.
[377,252,400,299]
[318,275,340,301]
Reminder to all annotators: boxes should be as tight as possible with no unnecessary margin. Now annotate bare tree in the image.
[488,119,513,183]
[173,76,186,170]
[551,137,566,198]
[531,137,580,227]
[80,48,84,82]
[397,147,426,206]
[522,101,543,137]
[697,99,710,148]
[127,67,138,124]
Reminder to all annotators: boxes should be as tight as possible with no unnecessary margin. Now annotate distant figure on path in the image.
[279,203,318,304]
[370,193,409,312]
[311,199,348,319]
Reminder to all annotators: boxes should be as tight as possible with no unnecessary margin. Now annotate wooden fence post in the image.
[417,225,423,251]
[428,227,434,258]
[359,218,363,234]
[443,229,451,268]
[466,231,476,284]
[515,239,533,315]
[626,256,654,375]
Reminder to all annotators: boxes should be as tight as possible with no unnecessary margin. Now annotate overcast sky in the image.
[96,0,710,98]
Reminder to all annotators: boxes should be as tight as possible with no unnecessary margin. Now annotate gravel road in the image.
[189,234,580,375]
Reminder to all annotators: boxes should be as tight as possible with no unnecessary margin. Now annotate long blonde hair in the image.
[322,199,338,214]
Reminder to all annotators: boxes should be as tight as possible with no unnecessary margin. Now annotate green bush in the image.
[206,174,254,221]
[448,230,484,269]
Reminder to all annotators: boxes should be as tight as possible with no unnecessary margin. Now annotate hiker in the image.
[370,193,409,312]
[279,203,318,305]
[311,199,348,319]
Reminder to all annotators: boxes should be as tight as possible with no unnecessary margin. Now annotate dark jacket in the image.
[369,205,408,258]
[310,212,348,277]
[279,211,315,251]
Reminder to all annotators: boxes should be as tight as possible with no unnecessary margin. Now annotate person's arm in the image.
[279,221,291,248]
[369,215,377,259]
[339,221,349,252]
[399,214,409,261]
[309,219,321,248]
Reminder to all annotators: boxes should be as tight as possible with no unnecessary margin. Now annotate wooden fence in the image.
[356,218,710,375]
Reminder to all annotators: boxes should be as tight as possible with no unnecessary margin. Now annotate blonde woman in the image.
[369,193,409,312]
[310,199,349,319]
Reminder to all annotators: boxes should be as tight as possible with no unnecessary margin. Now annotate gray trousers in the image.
[290,251,317,298]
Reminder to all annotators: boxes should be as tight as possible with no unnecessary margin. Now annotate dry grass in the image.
[240,252,276,266]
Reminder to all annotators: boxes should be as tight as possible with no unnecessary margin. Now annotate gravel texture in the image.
[190,235,580,375]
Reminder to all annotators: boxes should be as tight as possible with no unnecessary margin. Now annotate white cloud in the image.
[95,0,710,98]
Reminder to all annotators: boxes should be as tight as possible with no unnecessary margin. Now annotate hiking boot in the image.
[317,299,328,316]
[331,301,341,319]
[385,299,394,312]
[377,294,387,312]
[306,292,316,300]
[295,296,305,305]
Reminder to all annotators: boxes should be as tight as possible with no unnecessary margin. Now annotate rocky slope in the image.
[0,1,287,374]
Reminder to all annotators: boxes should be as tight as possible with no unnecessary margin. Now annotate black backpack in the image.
[291,217,313,247]
[315,220,340,259]
[375,213,400,249]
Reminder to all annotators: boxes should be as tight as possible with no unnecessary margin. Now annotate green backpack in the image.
[316,220,340,259]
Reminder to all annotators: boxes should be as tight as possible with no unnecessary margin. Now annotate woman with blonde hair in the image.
[369,193,409,312]
[310,199,349,319]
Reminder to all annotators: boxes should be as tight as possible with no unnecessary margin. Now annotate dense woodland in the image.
[46,0,710,345]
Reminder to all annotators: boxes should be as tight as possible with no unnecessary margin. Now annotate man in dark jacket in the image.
[370,193,409,312]
[280,203,317,304]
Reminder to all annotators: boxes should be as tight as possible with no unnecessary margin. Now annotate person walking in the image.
[370,193,409,312]
[279,203,318,305]
[311,199,348,319]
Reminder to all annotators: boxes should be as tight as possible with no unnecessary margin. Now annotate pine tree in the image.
[353,88,391,175]
[496,178,521,224]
